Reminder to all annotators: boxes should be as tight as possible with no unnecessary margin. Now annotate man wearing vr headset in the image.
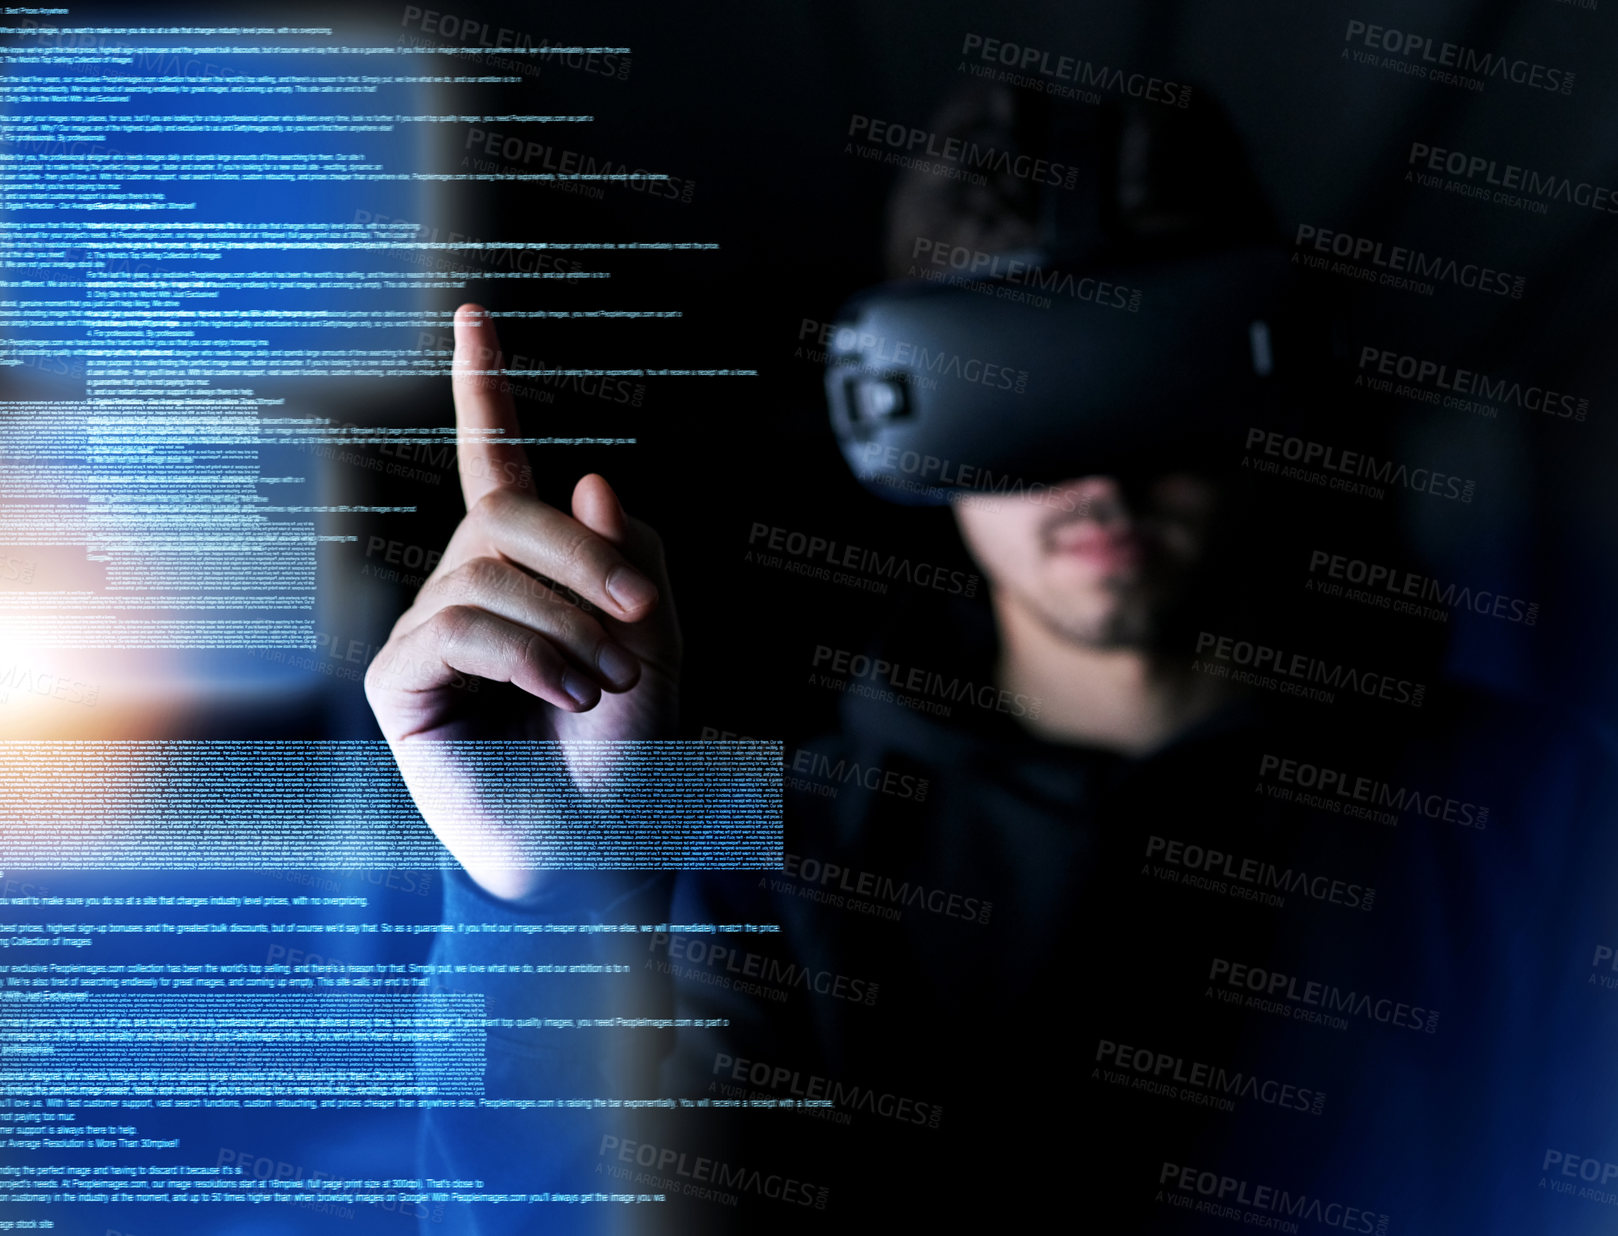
[368,85,1618,1234]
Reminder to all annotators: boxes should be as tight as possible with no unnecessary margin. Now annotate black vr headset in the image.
[826,91,1302,505]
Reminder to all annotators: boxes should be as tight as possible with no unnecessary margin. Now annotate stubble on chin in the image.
[1023,579,1159,651]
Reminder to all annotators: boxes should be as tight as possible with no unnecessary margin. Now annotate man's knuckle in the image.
[561,528,607,574]
[433,603,481,647]
[458,555,509,594]
[540,596,594,644]
[470,485,518,523]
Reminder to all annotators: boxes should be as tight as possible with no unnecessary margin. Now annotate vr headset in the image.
[826,245,1291,504]
[825,92,1302,504]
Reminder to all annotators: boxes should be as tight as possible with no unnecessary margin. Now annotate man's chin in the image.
[1033,600,1155,650]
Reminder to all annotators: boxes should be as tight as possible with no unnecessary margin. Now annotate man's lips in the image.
[1046,525,1145,568]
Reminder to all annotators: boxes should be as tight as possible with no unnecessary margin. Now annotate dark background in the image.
[245,0,1618,745]
[8,5,1618,1234]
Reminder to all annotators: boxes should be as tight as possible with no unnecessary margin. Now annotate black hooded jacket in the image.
[428,594,1618,1234]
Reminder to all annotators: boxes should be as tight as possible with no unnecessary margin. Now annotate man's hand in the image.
[365,304,682,900]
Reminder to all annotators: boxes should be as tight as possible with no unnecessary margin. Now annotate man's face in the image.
[952,474,1223,649]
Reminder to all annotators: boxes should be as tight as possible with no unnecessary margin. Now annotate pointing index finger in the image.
[452,302,536,508]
